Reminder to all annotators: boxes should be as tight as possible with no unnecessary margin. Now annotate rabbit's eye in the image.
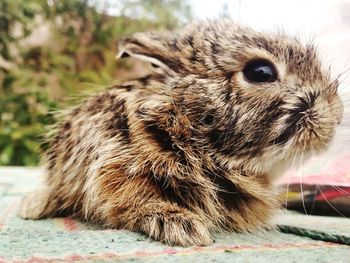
[243,59,277,83]
[203,114,215,126]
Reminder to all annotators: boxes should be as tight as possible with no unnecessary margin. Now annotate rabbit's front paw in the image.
[17,189,51,219]
[142,209,213,246]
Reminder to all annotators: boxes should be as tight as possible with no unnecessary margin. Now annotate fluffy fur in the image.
[18,20,343,246]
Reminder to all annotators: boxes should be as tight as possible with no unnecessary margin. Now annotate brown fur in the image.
[18,20,343,246]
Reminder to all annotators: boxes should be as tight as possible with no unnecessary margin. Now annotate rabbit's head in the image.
[118,20,343,178]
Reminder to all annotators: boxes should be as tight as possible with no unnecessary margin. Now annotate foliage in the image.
[0,0,41,60]
[0,0,191,166]
[0,89,57,165]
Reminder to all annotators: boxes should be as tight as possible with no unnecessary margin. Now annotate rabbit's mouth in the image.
[271,91,342,154]
[261,94,343,180]
[277,113,335,153]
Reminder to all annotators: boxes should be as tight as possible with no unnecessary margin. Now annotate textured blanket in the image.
[1,167,349,262]
[279,150,350,216]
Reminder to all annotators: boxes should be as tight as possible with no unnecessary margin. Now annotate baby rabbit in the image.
[18,20,343,246]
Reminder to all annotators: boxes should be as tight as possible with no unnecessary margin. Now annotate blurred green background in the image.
[0,0,192,166]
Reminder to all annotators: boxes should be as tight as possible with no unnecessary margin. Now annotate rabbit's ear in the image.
[117,32,183,73]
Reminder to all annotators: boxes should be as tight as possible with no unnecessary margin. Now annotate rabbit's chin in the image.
[265,130,336,181]
[267,151,313,181]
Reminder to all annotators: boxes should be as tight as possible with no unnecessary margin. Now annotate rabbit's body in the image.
[19,20,343,246]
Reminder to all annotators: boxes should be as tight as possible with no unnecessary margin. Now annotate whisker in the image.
[328,185,350,198]
[316,186,347,218]
[299,144,309,216]
[285,149,300,209]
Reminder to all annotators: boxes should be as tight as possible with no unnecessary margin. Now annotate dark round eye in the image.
[202,114,215,126]
[243,59,277,83]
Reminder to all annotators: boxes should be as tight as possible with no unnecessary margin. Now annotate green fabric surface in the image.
[278,225,350,245]
[274,212,350,245]
[1,167,349,262]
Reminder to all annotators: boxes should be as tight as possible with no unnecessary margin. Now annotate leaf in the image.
[0,144,14,165]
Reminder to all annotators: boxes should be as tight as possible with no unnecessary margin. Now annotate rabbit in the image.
[18,19,343,246]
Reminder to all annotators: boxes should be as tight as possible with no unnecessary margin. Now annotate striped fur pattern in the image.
[18,20,343,246]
